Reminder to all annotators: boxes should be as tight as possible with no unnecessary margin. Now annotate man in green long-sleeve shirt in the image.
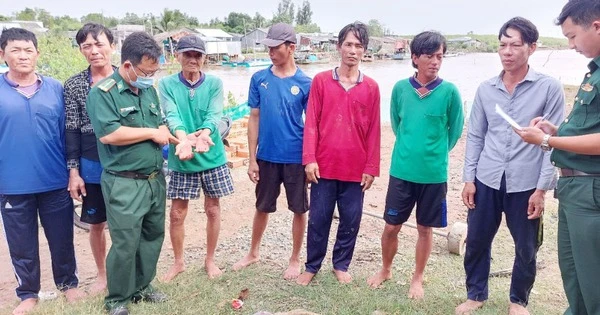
[158,35,234,282]
[367,31,464,299]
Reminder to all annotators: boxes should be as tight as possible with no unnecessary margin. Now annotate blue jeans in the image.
[304,179,364,273]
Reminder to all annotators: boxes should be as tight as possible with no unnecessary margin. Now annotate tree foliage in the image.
[272,0,295,25]
[295,23,320,33]
[296,0,313,25]
[37,34,88,82]
[367,19,384,37]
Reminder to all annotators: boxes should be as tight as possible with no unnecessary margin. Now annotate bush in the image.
[37,34,89,83]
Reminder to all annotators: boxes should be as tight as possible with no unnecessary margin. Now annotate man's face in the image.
[561,17,600,59]
[176,51,204,73]
[337,32,365,67]
[498,28,535,73]
[0,40,39,75]
[124,55,159,83]
[268,43,294,66]
[79,32,114,68]
[412,46,444,81]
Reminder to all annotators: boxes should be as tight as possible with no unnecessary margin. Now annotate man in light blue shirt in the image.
[456,17,565,315]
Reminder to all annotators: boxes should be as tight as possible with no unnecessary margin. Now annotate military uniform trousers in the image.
[101,170,166,309]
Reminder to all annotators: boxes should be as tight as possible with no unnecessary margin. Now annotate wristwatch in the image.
[540,134,552,151]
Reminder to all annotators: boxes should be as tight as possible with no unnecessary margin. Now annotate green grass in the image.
[4,199,566,315]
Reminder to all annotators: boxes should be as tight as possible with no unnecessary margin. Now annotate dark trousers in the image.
[0,189,78,300]
[305,179,364,273]
[464,177,541,306]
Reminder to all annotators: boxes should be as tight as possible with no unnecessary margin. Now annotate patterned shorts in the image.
[167,164,234,200]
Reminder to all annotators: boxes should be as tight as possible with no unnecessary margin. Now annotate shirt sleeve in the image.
[390,83,400,136]
[302,76,322,165]
[198,78,224,134]
[158,78,186,134]
[248,74,260,109]
[447,85,465,151]
[64,79,81,169]
[463,87,487,183]
[536,79,566,190]
[86,88,121,138]
[363,81,381,177]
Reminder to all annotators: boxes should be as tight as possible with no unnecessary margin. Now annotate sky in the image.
[1,0,569,38]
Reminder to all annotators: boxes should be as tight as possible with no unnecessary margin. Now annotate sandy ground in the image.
[0,82,578,309]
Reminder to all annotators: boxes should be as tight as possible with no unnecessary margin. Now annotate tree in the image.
[0,15,11,22]
[295,23,320,33]
[52,15,82,32]
[296,0,313,25]
[121,12,145,25]
[15,8,36,21]
[272,0,295,25]
[253,12,267,29]
[156,9,187,33]
[225,12,253,34]
[37,34,89,82]
[367,19,384,37]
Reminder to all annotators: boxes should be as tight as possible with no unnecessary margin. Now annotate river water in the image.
[204,49,590,122]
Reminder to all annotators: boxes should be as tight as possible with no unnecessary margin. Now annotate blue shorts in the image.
[383,176,448,228]
[167,164,234,200]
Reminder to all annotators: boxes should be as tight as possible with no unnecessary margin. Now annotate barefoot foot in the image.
[296,272,316,286]
[161,262,186,283]
[455,299,485,315]
[12,298,38,315]
[88,277,107,296]
[283,260,301,280]
[367,269,392,288]
[508,303,529,315]
[333,269,352,284]
[408,278,424,300]
[64,288,86,303]
[205,259,223,279]
[232,253,260,271]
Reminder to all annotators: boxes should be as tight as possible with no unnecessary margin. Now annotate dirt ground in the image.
[0,84,577,309]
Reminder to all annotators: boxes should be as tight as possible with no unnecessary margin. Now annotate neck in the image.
[7,71,37,86]
[416,72,436,85]
[90,64,114,78]
[337,63,360,79]
[503,65,529,85]
[272,59,296,77]
[182,70,201,82]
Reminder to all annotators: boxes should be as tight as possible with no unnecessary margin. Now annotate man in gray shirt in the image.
[455,17,564,315]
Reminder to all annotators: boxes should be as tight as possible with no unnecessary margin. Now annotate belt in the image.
[106,170,160,180]
[560,168,600,177]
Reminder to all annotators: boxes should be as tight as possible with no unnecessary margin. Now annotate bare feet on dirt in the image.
[508,303,530,315]
[161,262,186,283]
[455,299,485,315]
[205,259,223,279]
[283,259,301,280]
[296,271,316,286]
[367,269,392,288]
[12,298,37,315]
[333,269,352,284]
[64,288,86,303]
[88,277,107,296]
[407,276,424,300]
[232,253,260,271]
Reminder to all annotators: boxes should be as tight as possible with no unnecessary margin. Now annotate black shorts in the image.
[255,159,308,213]
[383,176,447,227]
[80,183,107,224]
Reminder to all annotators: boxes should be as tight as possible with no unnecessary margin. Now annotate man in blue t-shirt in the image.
[232,23,312,280]
[0,28,85,315]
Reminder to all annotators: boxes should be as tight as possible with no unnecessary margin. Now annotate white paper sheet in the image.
[495,104,522,130]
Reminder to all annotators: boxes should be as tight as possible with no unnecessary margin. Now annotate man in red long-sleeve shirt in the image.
[296,21,381,286]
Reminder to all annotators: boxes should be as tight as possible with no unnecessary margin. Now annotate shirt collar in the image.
[178,71,206,89]
[588,56,600,73]
[3,72,43,87]
[332,67,364,83]
[113,70,133,94]
[493,66,539,87]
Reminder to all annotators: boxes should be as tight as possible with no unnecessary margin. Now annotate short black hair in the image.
[75,23,114,46]
[120,31,162,65]
[410,31,447,68]
[338,21,369,50]
[556,0,600,27]
[498,17,539,45]
[0,27,37,51]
